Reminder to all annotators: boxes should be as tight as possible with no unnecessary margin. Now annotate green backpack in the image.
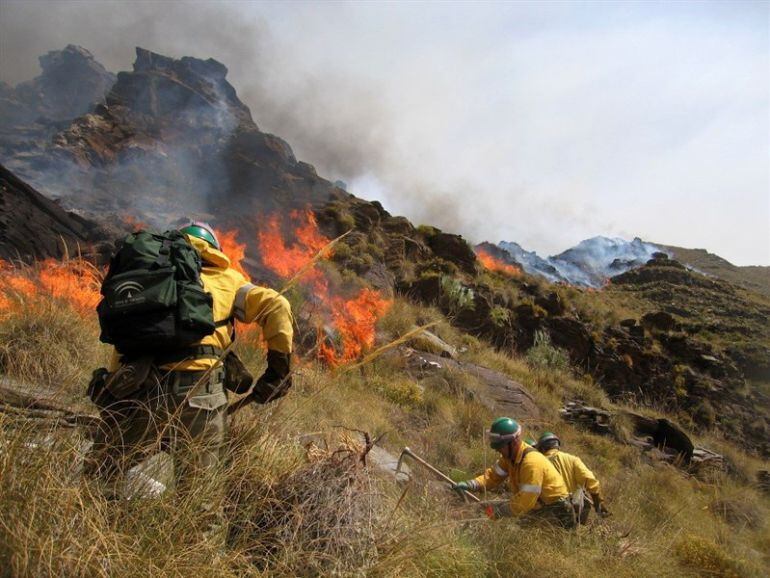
[97,230,216,355]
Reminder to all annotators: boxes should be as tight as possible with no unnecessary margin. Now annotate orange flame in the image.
[256,209,392,365]
[258,210,331,278]
[0,258,102,317]
[122,214,148,230]
[319,288,392,366]
[476,248,522,277]
[258,209,331,294]
[215,228,248,275]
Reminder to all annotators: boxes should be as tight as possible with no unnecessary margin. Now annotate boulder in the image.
[426,232,477,275]
[404,349,540,419]
[641,311,677,332]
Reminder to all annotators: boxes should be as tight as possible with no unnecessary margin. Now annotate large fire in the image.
[257,209,391,366]
[0,258,102,318]
[1,211,392,367]
[476,247,522,277]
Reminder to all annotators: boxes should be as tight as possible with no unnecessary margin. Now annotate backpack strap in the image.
[155,238,173,269]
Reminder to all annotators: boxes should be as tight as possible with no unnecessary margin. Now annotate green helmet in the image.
[537,431,560,451]
[180,221,220,250]
[488,417,522,450]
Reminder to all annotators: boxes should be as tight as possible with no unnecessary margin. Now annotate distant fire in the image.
[476,248,522,277]
[0,258,101,317]
[121,214,148,230]
[257,209,392,365]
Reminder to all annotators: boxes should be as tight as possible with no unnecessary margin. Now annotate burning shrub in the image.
[255,209,393,367]
[215,228,248,275]
[475,247,522,277]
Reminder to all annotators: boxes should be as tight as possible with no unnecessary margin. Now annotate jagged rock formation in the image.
[0,45,115,127]
[0,164,117,262]
[1,46,344,230]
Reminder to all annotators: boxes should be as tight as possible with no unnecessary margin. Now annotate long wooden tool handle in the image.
[403,447,481,503]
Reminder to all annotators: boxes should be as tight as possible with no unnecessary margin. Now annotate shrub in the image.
[489,305,511,328]
[674,534,746,577]
[525,330,570,372]
[373,376,423,407]
[440,275,475,312]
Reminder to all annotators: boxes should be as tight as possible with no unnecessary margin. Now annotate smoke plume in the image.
[1,1,767,265]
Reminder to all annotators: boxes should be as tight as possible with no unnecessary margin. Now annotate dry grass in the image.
[1,292,769,577]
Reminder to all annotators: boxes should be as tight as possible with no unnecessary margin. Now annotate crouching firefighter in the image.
[84,222,294,538]
[537,431,609,523]
[453,417,575,528]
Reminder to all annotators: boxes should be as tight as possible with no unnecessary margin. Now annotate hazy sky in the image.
[1,0,768,265]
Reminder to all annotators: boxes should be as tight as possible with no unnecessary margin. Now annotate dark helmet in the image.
[180,221,220,250]
[488,417,522,450]
[537,431,560,452]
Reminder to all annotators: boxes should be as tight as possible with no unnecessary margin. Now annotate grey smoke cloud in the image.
[0,0,767,265]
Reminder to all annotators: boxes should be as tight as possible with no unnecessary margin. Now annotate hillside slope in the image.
[662,244,770,298]
[0,163,117,262]
[0,46,768,577]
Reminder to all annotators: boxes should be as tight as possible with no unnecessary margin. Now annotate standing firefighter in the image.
[537,431,609,523]
[453,417,575,528]
[84,222,293,538]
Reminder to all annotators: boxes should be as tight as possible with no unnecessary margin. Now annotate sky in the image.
[1,0,768,265]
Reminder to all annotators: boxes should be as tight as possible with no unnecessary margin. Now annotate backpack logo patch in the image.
[114,280,145,306]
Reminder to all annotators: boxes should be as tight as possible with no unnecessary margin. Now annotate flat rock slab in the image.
[405,349,540,419]
[366,445,411,483]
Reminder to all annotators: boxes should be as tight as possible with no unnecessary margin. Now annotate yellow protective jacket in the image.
[110,235,293,371]
[544,448,601,497]
[470,443,569,516]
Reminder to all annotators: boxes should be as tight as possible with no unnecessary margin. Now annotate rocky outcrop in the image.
[403,349,540,419]
[561,401,726,477]
[1,47,344,231]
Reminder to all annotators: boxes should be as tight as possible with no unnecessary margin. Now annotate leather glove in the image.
[592,494,610,517]
[87,368,114,408]
[251,350,292,403]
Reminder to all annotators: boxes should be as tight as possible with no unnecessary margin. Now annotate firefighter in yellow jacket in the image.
[453,417,575,527]
[537,431,609,523]
[85,222,293,536]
